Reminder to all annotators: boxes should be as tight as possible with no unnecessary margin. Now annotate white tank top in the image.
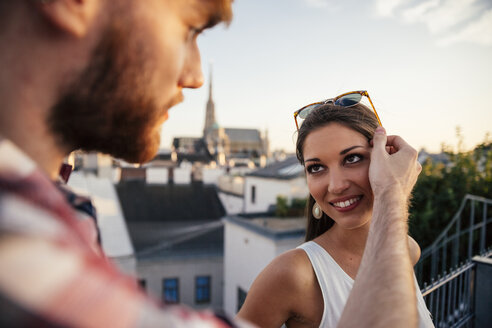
[297,241,434,328]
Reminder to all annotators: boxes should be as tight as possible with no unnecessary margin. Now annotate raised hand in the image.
[369,127,422,201]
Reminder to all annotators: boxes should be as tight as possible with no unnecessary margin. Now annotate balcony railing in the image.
[415,194,492,328]
[416,194,492,285]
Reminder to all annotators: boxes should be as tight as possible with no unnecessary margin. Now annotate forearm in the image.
[338,188,417,328]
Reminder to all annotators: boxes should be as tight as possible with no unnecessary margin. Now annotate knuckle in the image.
[408,148,418,160]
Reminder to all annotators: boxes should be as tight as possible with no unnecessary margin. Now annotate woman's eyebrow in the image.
[305,158,320,163]
[340,145,365,155]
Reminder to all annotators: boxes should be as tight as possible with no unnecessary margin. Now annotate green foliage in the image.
[275,196,307,217]
[409,131,492,248]
[275,196,289,217]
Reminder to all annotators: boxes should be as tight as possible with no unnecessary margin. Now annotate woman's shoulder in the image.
[236,247,320,326]
[407,236,421,266]
[263,247,315,286]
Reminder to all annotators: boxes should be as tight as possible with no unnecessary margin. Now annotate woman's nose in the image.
[327,171,350,195]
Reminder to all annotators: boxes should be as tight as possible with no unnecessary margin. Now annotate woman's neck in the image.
[320,222,371,256]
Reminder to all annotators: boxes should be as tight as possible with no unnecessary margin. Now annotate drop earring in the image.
[312,202,323,219]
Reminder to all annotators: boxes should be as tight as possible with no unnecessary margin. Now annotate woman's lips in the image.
[330,195,363,212]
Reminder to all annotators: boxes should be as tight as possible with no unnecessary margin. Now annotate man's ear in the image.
[38,0,100,38]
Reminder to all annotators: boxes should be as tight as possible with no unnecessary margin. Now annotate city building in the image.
[116,181,226,310]
[222,216,305,316]
[243,156,308,214]
[217,155,308,216]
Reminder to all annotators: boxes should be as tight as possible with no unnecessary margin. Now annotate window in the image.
[195,276,211,304]
[162,278,179,304]
[251,185,256,204]
[237,287,247,312]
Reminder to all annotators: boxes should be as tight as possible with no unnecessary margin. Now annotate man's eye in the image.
[345,154,362,164]
[187,27,203,41]
[307,164,324,174]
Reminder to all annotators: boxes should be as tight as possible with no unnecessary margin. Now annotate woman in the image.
[236,94,433,328]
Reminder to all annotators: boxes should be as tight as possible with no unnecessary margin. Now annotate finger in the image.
[372,127,387,152]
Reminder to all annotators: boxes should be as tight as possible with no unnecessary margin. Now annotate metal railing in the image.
[420,249,492,328]
[422,261,474,328]
[416,194,492,286]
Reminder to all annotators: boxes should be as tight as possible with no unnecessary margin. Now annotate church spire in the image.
[203,64,216,137]
[208,66,213,102]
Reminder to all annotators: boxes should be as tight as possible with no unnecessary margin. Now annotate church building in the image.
[202,69,270,165]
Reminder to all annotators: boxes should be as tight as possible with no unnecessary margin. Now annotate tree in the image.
[409,130,492,248]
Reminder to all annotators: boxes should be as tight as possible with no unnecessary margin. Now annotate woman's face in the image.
[303,123,374,230]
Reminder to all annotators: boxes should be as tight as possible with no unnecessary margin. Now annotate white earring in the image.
[312,202,323,219]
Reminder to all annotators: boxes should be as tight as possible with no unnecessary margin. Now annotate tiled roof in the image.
[116,181,226,260]
[224,128,261,143]
[116,181,225,222]
[129,221,224,260]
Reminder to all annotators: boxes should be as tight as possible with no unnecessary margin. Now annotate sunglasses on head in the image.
[293,90,382,131]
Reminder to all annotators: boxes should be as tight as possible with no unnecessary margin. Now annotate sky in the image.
[160,0,492,154]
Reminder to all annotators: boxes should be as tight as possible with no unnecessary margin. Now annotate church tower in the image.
[203,67,216,138]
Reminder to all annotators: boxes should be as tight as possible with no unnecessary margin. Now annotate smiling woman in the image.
[296,103,378,240]
[236,101,434,327]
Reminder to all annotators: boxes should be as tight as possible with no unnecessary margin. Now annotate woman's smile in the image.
[329,195,363,212]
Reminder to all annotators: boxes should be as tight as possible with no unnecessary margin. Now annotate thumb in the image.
[372,126,387,152]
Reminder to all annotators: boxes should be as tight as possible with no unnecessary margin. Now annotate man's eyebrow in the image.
[340,145,365,155]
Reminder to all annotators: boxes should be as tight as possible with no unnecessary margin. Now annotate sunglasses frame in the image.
[293,90,382,131]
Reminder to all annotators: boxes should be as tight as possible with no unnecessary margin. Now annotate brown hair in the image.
[295,103,379,241]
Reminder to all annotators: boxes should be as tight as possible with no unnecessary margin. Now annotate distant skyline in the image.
[160,0,492,154]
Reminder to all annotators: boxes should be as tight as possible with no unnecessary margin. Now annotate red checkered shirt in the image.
[0,139,252,328]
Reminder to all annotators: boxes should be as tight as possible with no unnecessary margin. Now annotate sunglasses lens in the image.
[298,103,322,119]
[335,93,362,107]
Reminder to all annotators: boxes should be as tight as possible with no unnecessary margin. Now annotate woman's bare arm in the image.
[237,250,313,328]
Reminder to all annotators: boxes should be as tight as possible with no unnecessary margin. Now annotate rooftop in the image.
[116,181,225,222]
[246,156,304,180]
[224,215,306,240]
[116,181,226,260]
[224,128,262,143]
[129,221,224,261]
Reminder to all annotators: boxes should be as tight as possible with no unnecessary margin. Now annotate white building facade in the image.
[243,156,308,214]
[223,216,305,316]
[137,254,224,311]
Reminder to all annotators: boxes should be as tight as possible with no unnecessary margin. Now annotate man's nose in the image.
[178,42,204,89]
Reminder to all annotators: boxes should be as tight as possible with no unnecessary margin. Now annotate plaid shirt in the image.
[0,139,251,328]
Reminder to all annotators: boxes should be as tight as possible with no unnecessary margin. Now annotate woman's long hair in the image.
[296,103,379,241]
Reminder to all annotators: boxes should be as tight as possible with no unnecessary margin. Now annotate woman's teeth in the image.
[333,196,361,208]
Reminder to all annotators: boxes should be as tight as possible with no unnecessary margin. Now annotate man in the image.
[0,0,420,327]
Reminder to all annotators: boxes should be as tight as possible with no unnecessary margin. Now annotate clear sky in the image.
[160,0,492,154]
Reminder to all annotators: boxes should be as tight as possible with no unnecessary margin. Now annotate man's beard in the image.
[48,21,170,164]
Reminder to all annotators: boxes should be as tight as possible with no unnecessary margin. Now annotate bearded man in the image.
[0,1,421,327]
[0,0,252,326]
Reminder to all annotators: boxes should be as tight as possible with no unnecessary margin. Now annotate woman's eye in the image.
[307,164,324,174]
[345,154,362,164]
